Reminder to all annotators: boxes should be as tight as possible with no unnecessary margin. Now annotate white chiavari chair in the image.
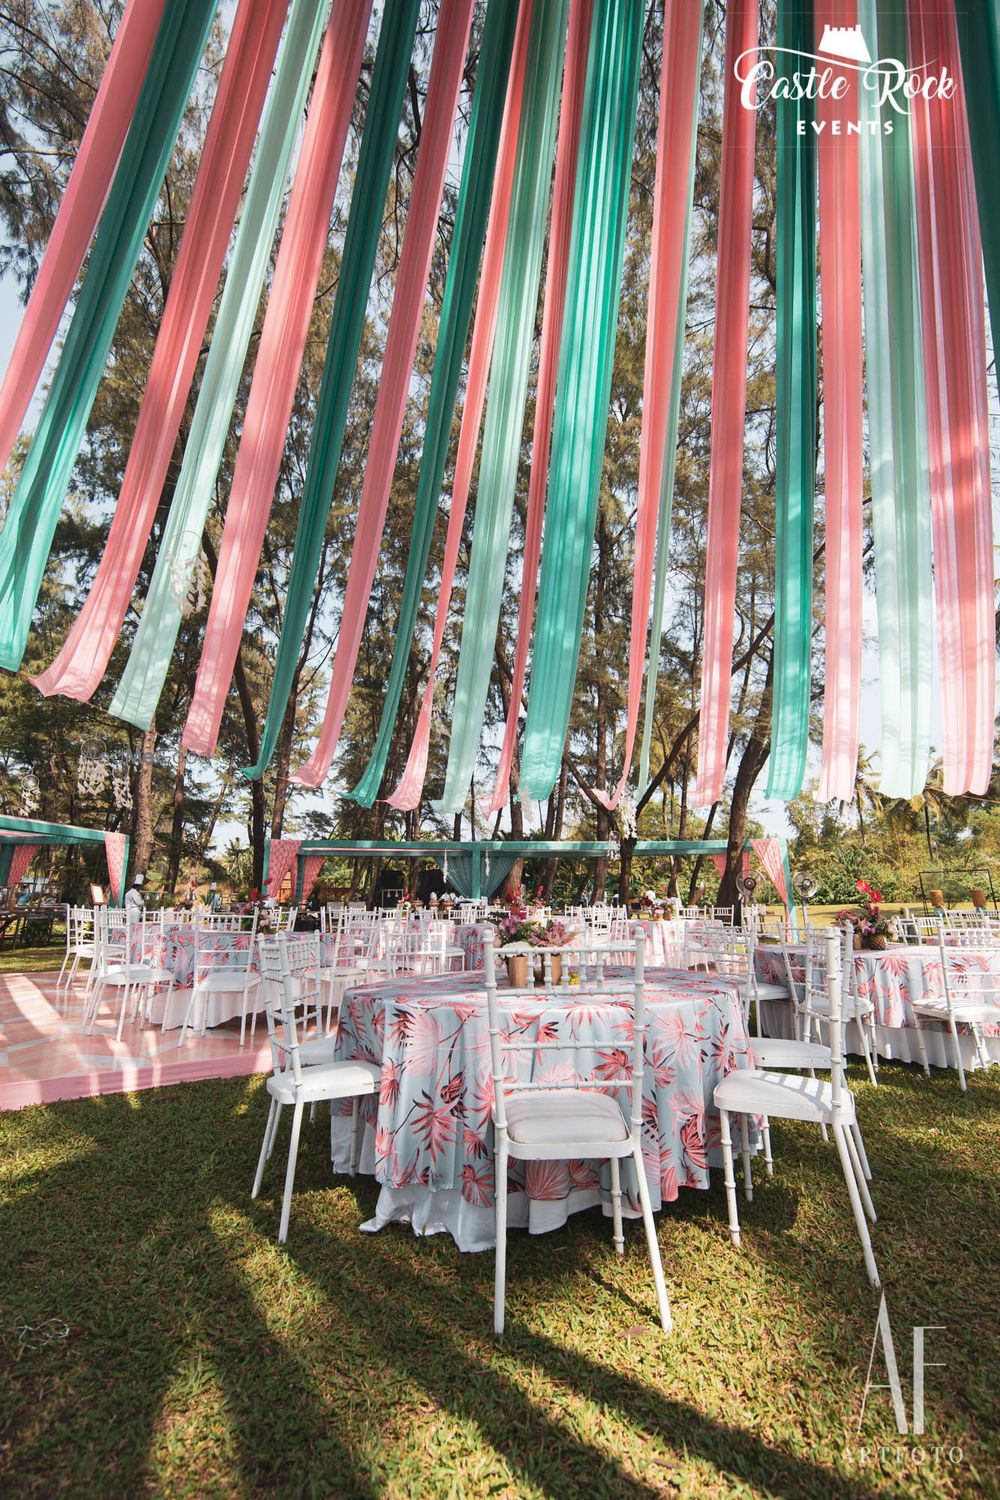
[84,908,174,1042]
[908,920,1000,1089]
[715,928,880,1287]
[484,928,671,1335]
[177,910,260,1046]
[57,904,95,990]
[251,934,380,1242]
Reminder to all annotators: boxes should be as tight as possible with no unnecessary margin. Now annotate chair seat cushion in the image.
[299,1036,339,1065]
[267,1059,380,1104]
[714,1069,856,1125]
[504,1088,629,1147]
[753,981,790,1001]
[195,969,259,993]
[751,1038,832,1070]
[912,999,1000,1023]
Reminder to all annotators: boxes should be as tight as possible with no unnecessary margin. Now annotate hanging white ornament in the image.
[442,851,449,883]
[167,532,208,619]
[110,762,133,811]
[19,771,40,816]
[618,786,638,842]
[76,739,109,798]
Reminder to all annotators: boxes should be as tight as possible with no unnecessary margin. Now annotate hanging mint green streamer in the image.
[241,0,421,778]
[956,3,1000,361]
[874,0,932,797]
[766,0,816,800]
[108,0,333,730]
[517,0,646,804]
[636,5,704,794]
[0,0,219,671]
[342,0,519,807]
[858,0,900,791]
[431,0,571,815]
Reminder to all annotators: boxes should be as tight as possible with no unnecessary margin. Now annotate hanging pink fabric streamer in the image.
[910,0,994,797]
[7,842,39,892]
[387,0,533,813]
[265,838,302,900]
[32,0,291,704]
[690,0,758,807]
[180,0,373,757]
[751,837,788,910]
[481,0,591,819]
[709,854,727,880]
[287,0,477,788]
[815,0,863,804]
[0,0,168,475]
[594,0,703,812]
[103,831,127,903]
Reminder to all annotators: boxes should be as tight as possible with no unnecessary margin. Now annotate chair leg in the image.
[631,1143,672,1333]
[278,1098,305,1245]
[913,1014,932,1077]
[859,1018,878,1087]
[850,1120,873,1183]
[833,1123,880,1287]
[718,1108,741,1248]
[266,1102,284,1161]
[738,1112,753,1202]
[115,984,131,1043]
[843,1123,877,1223]
[494,1140,509,1337]
[252,1097,279,1198]
[57,950,70,988]
[348,1096,362,1174]
[609,1156,624,1255]
[949,1014,967,1092]
[760,1116,774,1177]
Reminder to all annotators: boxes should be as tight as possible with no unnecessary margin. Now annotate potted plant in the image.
[492,906,544,987]
[836,880,892,951]
[531,918,579,987]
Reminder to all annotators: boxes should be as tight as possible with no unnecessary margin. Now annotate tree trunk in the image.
[270,698,297,839]
[131,724,157,877]
[165,743,187,892]
[718,655,774,909]
[618,836,636,904]
[593,505,610,902]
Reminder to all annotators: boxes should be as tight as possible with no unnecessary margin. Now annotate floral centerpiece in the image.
[836,879,892,950]
[491,908,579,986]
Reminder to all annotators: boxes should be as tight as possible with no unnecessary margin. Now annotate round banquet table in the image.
[329,966,754,1252]
[754,943,1000,1069]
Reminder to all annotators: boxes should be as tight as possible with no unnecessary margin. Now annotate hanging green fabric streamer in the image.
[431,0,571,815]
[241,0,421,779]
[0,0,218,671]
[876,0,932,797]
[637,2,703,794]
[766,0,816,800]
[858,0,901,792]
[518,0,646,804]
[344,0,520,807]
[956,3,1000,360]
[109,0,334,730]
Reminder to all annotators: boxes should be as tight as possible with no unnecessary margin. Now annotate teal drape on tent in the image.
[432,851,518,898]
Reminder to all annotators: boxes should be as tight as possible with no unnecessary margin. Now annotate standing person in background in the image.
[124,872,145,915]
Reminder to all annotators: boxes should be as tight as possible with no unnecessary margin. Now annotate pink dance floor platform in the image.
[0,969,271,1112]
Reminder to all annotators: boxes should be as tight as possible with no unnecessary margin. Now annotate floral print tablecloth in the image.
[331,966,753,1248]
[754,944,1000,1038]
[129,924,255,988]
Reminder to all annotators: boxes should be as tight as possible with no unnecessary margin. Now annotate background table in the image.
[330,967,753,1251]
[754,943,1000,1069]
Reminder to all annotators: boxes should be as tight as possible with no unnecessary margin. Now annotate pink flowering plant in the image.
[490,906,544,946]
[836,879,891,941]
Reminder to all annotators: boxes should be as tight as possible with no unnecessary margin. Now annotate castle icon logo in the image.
[818,24,872,64]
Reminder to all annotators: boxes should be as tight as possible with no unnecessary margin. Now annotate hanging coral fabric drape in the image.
[815,1,862,805]
[265,838,301,901]
[751,838,789,911]
[103,831,127,903]
[385,0,532,814]
[637,5,704,796]
[336,0,522,807]
[108,0,333,731]
[0,0,168,475]
[33,0,292,704]
[596,0,703,810]
[766,0,817,801]
[241,0,422,781]
[871,0,932,799]
[430,0,571,815]
[290,0,477,787]
[479,0,592,819]
[7,842,39,892]
[180,0,373,756]
[0,0,219,674]
[909,0,994,797]
[689,0,758,806]
[517,0,646,805]
[299,855,326,904]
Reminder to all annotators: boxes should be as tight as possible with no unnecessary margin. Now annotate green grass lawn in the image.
[0,1065,997,1499]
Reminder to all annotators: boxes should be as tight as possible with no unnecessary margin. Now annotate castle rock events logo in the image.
[735,23,956,134]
